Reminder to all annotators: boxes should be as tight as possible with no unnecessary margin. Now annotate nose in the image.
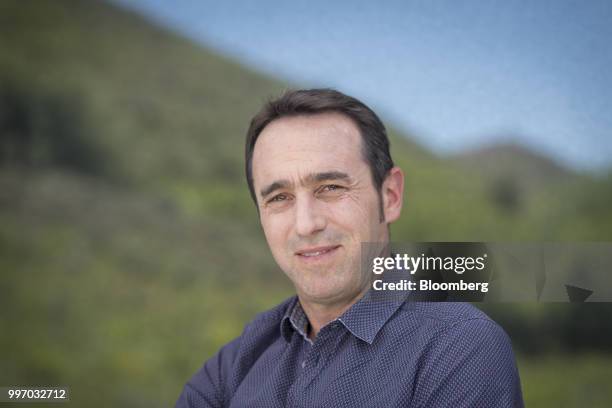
[294,194,327,237]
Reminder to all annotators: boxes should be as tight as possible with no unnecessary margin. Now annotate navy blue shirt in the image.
[176,293,523,407]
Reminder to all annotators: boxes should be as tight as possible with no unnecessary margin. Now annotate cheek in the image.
[334,193,378,227]
[346,195,384,241]
[261,214,291,254]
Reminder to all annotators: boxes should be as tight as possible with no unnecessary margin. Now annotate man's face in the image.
[252,112,393,306]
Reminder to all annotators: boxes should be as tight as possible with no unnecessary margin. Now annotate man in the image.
[176,89,523,407]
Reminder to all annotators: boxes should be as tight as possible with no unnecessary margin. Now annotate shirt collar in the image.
[280,290,406,345]
[281,297,311,343]
[337,289,406,344]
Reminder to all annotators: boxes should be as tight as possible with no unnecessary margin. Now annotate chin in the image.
[297,281,339,299]
[300,281,359,303]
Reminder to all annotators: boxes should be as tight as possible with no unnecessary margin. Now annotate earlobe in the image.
[383,167,405,223]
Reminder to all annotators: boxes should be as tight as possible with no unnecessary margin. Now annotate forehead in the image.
[252,112,365,182]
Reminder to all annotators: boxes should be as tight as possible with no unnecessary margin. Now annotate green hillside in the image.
[1,0,612,406]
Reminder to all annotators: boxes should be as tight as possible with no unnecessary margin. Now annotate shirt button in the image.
[301,361,306,369]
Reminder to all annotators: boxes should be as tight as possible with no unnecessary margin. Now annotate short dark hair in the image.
[245,88,394,213]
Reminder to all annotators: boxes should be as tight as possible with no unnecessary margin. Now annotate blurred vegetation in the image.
[1,0,611,406]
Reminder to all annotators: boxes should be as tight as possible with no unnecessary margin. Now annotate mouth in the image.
[295,245,341,261]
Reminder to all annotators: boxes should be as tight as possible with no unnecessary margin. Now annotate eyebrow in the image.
[259,171,352,199]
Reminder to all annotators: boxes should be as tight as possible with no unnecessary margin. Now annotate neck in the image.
[299,286,369,340]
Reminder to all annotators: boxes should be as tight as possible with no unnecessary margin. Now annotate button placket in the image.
[314,321,342,367]
[288,340,313,406]
[299,324,340,393]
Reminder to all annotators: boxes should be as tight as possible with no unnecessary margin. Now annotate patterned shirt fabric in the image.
[175,291,524,407]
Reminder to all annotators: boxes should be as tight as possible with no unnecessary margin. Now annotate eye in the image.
[319,184,345,194]
[267,193,288,204]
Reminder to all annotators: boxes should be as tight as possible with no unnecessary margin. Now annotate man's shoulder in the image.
[203,297,296,373]
[394,303,523,407]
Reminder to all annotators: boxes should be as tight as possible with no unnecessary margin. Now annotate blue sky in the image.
[115,0,612,171]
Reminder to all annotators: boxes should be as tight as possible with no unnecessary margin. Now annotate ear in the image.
[381,166,404,223]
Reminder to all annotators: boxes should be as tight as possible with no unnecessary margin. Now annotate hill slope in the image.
[451,142,574,190]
